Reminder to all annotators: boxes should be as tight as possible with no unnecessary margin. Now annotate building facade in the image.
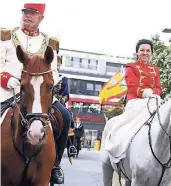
[59,48,131,147]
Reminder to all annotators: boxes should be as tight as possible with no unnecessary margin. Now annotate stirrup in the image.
[68,145,77,156]
[57,166,64,184]
[50,166,64,184]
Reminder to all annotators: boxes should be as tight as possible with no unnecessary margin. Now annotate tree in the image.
[104,97,124,120]
[151,35,171,97]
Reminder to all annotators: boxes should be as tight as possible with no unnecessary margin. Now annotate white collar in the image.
[76,123,81,128]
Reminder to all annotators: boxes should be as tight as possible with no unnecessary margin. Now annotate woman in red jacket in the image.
[125,39,162,109]
[101,39,163,170]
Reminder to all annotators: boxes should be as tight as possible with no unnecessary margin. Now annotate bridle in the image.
[10,69,54,185]
[117,97,171,186]
[146,97,171,186]
[22,69,52,75]
[19,69,53,128]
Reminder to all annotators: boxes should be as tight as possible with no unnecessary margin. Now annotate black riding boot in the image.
[50,128,69,184]
[50,101,71,184]
[51,166,64,184]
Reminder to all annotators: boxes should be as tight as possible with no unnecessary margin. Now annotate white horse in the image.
[101,98,171,186]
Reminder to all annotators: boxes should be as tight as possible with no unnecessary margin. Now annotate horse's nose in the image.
[28,120,44,139]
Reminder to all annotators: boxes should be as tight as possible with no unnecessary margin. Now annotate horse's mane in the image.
[27,56,48,74]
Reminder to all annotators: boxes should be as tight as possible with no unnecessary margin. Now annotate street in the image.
[59,148,103,186]
[52,148,124,186]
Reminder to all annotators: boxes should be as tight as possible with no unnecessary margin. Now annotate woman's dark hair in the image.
[136,39,153,53]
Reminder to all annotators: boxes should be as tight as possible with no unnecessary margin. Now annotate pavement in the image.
[52,149,171,186]
[51,148,125,186]
[59,148,103,186]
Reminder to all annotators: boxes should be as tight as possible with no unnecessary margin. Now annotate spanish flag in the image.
[99,72,127,104]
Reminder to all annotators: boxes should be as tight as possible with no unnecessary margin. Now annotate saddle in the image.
[49,105,63,139]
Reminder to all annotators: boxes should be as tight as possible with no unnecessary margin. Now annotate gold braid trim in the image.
[11,27,49,57]
[0,28,11,41]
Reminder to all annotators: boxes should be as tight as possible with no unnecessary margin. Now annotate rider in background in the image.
[52,56,71,183]
[74,117,84,157]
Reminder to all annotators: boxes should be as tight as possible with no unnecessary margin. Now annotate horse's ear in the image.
[16,45,29,65]
[44,46,54,64]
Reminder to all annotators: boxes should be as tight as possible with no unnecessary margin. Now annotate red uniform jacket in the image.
[125,60,162,101]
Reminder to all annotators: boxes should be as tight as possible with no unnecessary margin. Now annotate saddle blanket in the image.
[105,97,160,163]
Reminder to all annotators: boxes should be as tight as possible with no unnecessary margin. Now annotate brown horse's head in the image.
[16,45,54,145]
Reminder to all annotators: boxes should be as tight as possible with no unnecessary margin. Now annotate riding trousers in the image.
[52,101,71,164]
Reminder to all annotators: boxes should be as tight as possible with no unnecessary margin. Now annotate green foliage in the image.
[151,35,171,97]
[104,107,123,120]
[104,97,124,119]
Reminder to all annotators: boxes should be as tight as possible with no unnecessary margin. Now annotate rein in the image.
[117,96,171,186]
[146,97,171,186]
[10,92,45,185]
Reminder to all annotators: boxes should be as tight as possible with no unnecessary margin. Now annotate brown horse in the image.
[1,45,56,186]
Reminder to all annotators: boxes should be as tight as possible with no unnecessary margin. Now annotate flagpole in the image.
[100,99,104,113]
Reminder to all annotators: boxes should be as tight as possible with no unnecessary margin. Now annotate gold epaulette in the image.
[0,28,11,41]
[48,37,59,53]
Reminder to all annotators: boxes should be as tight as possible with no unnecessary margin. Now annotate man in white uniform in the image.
[0,3,67,184]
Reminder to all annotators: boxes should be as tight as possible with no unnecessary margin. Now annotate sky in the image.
[1,0,171,57]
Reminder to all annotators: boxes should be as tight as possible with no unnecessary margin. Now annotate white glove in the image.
[7,77,20,89]
[142,88,153,98]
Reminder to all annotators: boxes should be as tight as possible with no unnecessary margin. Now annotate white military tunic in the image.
[0,27,59,102]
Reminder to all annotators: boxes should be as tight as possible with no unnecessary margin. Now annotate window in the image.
[86,82,94,95]
[106,62,122,73]
[89,59,98,70]
[69,79,105,96]
[69,79,81,94]
[73,57,81,68]
[65,56,72,67]
[81,58,89,69]
[80,80,87,94]
[94,84,102,96]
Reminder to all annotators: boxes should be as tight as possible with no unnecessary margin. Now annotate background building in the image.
[59,48,131,147]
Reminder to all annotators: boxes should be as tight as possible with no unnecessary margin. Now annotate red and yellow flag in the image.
[99,72,127,104]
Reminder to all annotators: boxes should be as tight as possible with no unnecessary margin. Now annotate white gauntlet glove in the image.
[7,77,20,89]
[142,88,153,98]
